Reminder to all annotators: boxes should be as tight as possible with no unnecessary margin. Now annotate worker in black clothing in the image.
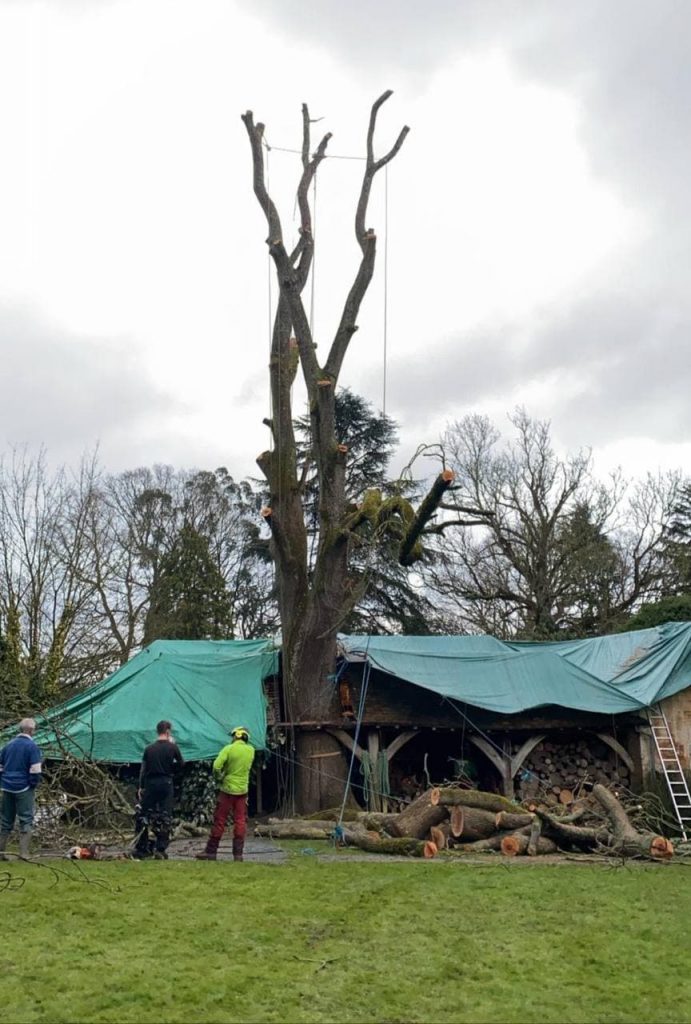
[134,720,184,859]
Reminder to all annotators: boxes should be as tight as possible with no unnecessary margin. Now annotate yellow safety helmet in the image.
[231,726,250,742]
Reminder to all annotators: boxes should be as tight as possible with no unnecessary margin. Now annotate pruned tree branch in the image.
[399,471,455,566]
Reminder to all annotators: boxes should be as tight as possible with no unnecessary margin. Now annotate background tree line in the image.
[0,394,689,721]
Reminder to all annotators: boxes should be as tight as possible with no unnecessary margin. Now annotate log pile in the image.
[255,783,675,862]
[516,738,631,804]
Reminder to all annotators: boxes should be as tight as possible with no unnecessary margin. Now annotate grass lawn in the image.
[1,853,690,1024]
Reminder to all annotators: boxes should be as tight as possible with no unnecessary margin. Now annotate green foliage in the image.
[296,387,399,503]
[0,600,28,720]
[554,501,624,637]
[178,762,217,825]
[143,524,232,643]
[41,604,75,702]
[620,593,691,631]
[1,861,691,1023]
[297,388,435,634]
[665,481,691,593]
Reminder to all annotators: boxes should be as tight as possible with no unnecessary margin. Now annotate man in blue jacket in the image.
[0,717,43,859]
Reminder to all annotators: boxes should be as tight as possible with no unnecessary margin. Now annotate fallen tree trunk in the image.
[456,806,502,841]
[256,821,335,839]
[387,789,447,839]
[449,805,464,838]
[527,817,542,857]
[430,788,524,814]
[535,810,606,850]
[341,827,437,858]
[355,812,399,831]
[592,784,674,860]
[495,811,534,831]
[500,833,557,857]
[430,824,448,851]
[442,825,533,854]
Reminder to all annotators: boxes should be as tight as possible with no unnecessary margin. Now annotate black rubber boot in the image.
[232,837,244,862]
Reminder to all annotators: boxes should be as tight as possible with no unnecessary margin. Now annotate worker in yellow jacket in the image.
[196,727,255,861]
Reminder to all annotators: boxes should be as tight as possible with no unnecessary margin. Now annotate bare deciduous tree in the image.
[423,411,679,638]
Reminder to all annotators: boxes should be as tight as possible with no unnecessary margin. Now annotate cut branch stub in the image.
[399,471,456,566]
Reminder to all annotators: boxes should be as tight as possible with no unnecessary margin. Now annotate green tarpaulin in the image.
[339,622,691,715]
[32,639,277,762]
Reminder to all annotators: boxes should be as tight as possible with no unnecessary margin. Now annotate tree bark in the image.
[430,824,448,851]
[455,807,502,841]
[500,833,557,857]
[255,821,334,840]
[356,812,400,831]
[293,731,352,814]
[495,811,534,831]
[430,787,524,814]
[388,789,447,838]
[592,784,674,860]
[341,827,437,858]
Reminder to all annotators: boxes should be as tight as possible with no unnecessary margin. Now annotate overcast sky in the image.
[1,0,690,481]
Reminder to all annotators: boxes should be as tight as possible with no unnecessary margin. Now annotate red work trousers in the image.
[205,792,247,856]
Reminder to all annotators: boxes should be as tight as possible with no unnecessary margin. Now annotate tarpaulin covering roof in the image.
[32,639,277,762]
[339,622,691,716]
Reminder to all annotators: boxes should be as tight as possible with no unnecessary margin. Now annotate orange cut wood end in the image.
[650,836,674,860]
[500,835,521,857]
[449,805,464,838]
[441,469,455,482]
[430,787,441,806]
[423,841,438,859]
[337,444,349,453]
[260,507,273,518]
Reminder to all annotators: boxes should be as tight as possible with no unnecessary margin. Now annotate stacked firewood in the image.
[517,738,631,804]
[256,784,675,862]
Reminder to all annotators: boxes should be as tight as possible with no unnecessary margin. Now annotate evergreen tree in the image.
[296,388,435,634]
[143,524,232,643]
[0,600,28,721]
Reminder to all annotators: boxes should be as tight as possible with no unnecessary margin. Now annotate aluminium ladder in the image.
[647,703,691,841]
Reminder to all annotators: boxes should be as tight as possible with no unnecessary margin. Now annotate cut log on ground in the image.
[535,810,607,850]
[256,820,335,839]
[430,788,524,814]
[341,827,437,858]
[592,784,674,860]
[430,825,448,851]
[449,805,464,838]
[455,806,503,841]
[441,826,533,854]
[355,812,399,831]
[500,833,557,857]
[527,817,543,857]
[495,811,534,831]
[387,789,447,839]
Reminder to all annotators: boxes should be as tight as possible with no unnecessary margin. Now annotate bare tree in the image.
[242,94,452,809]
[424,411,679,638]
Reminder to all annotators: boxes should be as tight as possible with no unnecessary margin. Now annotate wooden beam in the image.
[468,734,514,798]
[510,734,546,779]
[326,728,365,763]
[594,732,635,773]
[385,730,417,762]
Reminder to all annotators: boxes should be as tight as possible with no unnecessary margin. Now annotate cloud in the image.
[250,0,691,469]
[0,305,182,462]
